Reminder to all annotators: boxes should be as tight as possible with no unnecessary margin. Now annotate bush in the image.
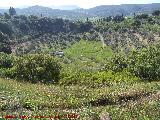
[105,53,128,72]
[0,52,15,68]
[128,45,160,80]
[0,52,16,78]
[0,67,17,78]
[135,14,149,19]
[60,69,139,86]
[91,70,139,84]
[105,45,160,80]
[14,54,61,83]
[60,70,93,85]
[152,10,160,16]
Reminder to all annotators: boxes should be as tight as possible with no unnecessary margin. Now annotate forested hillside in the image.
[86,3,160,17]
[0,8,160,54]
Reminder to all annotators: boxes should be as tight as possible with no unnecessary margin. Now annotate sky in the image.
[0,0,159,9]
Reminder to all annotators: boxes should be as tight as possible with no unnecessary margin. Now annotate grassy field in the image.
[64,40,113,61]
[62,40,113,72]
[0,78,159,119]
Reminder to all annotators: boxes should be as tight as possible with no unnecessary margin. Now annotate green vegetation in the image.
[14,54,61,83]
[0,8,160,54]
[0,7,160,119]
[64,40,113,62]
[0,78,159,119]
[106,44,160,80]
[128,45,160,80]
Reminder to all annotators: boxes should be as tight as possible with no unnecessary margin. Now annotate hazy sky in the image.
[0,0,159,8]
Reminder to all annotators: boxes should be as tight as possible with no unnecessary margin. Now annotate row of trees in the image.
[94,9,160,24]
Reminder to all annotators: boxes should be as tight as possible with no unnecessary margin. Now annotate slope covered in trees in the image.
[86,3,160,17]
[0,8,160,55]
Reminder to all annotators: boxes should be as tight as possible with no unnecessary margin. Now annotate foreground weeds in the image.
[0,78,159,119]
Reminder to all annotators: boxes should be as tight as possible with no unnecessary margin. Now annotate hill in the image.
[0,3,160,19]
[15,5,92,20]
[86,3,160,17]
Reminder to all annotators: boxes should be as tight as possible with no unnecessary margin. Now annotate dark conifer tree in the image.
[9,7,16,16]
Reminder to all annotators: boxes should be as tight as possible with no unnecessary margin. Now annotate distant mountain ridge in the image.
[16,5,92,19]
[0,3,160,19]
[86,3,160,16]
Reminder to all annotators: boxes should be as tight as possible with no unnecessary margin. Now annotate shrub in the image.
[105,44,160,80]
[91,69,139,84]
[0,52,17,78]
[0,45,12,54]
[0,52,14,68]
[105,53,128,72]
[152,10,160,16]
[128,45,160,80]
[14,54,61,83]
[135,14,149,19]
[60,69,139,86]
[60,69,93,85]
[0,67,17,78]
